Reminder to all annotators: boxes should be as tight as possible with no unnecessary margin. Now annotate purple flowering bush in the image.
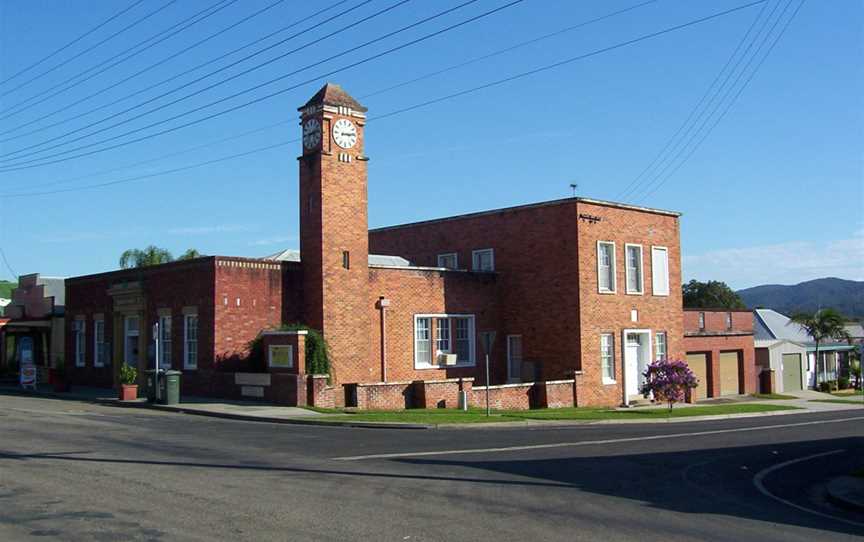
[640,359,699,411]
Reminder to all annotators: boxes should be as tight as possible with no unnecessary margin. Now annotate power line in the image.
[15,0,657,192]
[360,0,660,100]
[0,0,179,102]
[1,0,768,198]
[0,0,401,162]
[0,0,504,171]
[635,0,805,203]
[0,0,296,141]
[0,0,147,87]
[615,0,776,202]
[0,0,236,121]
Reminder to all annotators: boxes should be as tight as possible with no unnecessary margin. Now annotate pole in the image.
[153,322,160,403]
[485,353,490,417]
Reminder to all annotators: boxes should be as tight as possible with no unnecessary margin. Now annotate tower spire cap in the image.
[299,83,367,112]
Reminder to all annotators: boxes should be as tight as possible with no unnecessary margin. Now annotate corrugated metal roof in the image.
[753,308,813,343]
[262,249,410,267]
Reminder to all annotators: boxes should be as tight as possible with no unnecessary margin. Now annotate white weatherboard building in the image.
[753,308,856,392]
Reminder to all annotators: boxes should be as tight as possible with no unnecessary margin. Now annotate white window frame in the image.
[74,320,86,367]
[414,314,476,368]
[437,253,458,269]
[698,312,706,331]
[726,312,733,331]
[471,248,495,272]
[158,314,172,369]
[94,319,106,368]
[597,241,617,294]
[650,246,669,296]
[183,314,198,370]
[268,344,294,369]
[655,331,667,361]
[625,243,644,295]
[600,333,615,384]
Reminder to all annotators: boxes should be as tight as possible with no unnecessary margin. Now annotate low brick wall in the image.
[470,382,534,410]
[307,375,336,408]
[536,379,576,408]
[414,378,473,409]
[349,381,414,410]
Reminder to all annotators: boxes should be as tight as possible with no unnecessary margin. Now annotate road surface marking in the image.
[753,449,864,528]
[334,415,864,460]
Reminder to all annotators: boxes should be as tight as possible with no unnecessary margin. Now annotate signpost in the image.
[480,331,496,417]
[19,337,36,390]
[153,322,161,403]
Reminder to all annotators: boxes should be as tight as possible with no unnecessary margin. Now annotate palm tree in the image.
[118,246,174,269]
[790,308,852,391]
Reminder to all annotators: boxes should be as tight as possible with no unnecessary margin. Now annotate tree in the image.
[790,308,852,391]
[118,246,174,269]
[641,359,699,414]
[178,249,204,260]
[682,280,746,309]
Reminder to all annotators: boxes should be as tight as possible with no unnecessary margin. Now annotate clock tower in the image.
[298,83,371,385]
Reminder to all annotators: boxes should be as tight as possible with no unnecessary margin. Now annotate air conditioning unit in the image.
[438,353,458,366]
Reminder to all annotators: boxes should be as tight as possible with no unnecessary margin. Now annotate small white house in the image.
[754,309,856,392]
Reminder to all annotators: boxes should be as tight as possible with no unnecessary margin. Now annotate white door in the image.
[625,333,643,397]
[507,335,523,382]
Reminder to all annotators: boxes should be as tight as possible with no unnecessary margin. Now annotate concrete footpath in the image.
[1,385,862,430]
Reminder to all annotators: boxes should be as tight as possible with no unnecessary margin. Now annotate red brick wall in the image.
[469,383,533,410]
[684,309,752,334]
[65,258,216,389]
[367,267,499,385]
[537,380,576,408]
[213,258,285,369]
[683,334,756,396]
[351,381,413,410]
[369,200,581,383]
[414,378,473,409]
[576,200,683,406]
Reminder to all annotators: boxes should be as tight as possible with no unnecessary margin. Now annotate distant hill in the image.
[737,278,864,320]
[0,280,15,300]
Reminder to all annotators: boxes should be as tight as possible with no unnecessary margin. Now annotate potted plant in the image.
[52,360,70,393]
[119,364,138,401]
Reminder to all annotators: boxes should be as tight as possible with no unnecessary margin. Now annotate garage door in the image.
[687,353,709,400]
[719,352,741,396]
[782,353,803,392]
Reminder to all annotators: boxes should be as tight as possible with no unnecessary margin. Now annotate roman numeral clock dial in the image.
[303,118,321,150]
[332,118,357,149]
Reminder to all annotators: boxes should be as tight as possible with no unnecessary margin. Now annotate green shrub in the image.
[247,324,331,377]
[819,380,838,393]
[838,376,850,390]
[120,364,137,385]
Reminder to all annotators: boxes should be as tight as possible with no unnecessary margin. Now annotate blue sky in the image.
[0,0,860,289]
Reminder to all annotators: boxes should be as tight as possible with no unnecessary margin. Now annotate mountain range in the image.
[737,277,864,320]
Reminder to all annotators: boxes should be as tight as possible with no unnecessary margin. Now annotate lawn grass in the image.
[750,393,798,400]
[311,403,800,425]
[831,388,864,398]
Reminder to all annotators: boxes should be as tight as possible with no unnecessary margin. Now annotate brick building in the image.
[683,309,756,399]
[66,83,689,408]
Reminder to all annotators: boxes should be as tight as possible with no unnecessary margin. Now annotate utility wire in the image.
[0,0,499,170]
[0,0,147,87]
[615,0,775,202]
[361,0,660,100]
[635,0,805,203]
[0,0,400,162]
[0,0,233,121]
[6,0,658,191]
[1,0,767,197]
[0,0,179,102]
[0,0,295,141]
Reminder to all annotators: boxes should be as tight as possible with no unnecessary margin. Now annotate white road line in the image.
[753,449,864,529]
[333,415,864,461]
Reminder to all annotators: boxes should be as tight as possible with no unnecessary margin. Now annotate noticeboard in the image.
[268,345,294,369]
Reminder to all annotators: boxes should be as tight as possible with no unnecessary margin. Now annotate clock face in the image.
[302,118,321,150]
[332,118,357,149]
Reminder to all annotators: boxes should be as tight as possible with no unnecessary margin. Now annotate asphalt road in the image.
[0,393,862,541]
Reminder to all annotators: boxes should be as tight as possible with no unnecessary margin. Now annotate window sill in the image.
[625,291,644,296]
[597,289,617,295]
[602,379,617,386]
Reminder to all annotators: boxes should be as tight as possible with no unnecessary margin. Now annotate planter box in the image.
[120,384,138,401]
